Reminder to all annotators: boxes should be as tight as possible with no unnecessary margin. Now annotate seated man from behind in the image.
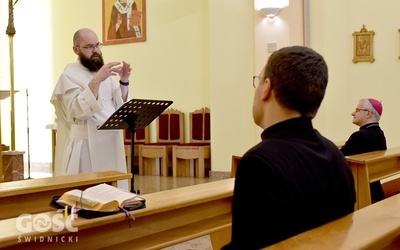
[222,46,356,250]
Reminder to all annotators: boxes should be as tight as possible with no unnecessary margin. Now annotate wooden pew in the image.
[346,147,400,210]
[0,170,132,220]
[231,155,242,178]
[0,178,234,250]
[264,193,400,249]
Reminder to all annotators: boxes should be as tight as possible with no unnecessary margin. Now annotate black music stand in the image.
[97,99,173,193]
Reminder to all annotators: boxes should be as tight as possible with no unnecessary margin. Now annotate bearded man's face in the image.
[79,51,104,72]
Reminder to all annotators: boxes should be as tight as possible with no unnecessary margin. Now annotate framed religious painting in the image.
[398,28,400,59]
[102,0,146,45]
[352,25,375,63]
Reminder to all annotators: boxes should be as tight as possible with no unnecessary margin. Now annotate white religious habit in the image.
[51,60,128,190]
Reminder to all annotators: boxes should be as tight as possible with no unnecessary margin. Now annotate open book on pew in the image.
[55,183,145,213]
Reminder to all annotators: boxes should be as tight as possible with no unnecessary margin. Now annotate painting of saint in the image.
[102,0,146,45]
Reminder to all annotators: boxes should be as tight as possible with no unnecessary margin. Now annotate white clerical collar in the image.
[114,0,134,16]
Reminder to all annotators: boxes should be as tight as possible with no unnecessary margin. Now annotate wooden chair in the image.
[124,126,150,176]
[172,107,210,178]
[138,108,184,176]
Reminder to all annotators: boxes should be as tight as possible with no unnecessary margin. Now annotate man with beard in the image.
[51,28,131,190]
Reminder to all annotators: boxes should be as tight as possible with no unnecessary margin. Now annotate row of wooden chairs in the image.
[124,107,211,178]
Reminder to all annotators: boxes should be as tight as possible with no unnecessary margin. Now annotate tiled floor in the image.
[132,174,212,194]
[162,235,213,250]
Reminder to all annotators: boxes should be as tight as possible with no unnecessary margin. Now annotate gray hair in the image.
[361,98,381,121]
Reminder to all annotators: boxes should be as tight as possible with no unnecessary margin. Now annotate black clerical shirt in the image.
[222,117,356,250]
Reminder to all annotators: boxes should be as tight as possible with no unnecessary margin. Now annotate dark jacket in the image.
[340,122,387,156]
[222,117,356,250]
[340,122,387,201]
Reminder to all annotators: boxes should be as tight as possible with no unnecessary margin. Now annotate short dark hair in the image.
[262,46,328,118]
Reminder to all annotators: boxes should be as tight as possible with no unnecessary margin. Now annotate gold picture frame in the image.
[398,28,400,60]
[102,0,146,45]
[352,25,375,63]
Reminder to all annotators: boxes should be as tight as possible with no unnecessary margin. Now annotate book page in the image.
[57,183,144,212]
[84,183,142,206]
[58,189,119,211]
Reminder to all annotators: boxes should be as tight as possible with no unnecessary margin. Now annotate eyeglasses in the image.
[253,76,260,88]
[355,108,369,112]
[75,42,103,51]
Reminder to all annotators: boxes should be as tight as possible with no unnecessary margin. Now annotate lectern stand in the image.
[98,99,173,193]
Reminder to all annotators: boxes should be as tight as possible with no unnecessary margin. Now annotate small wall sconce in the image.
[258,0,288,18]
[260,7,282,18]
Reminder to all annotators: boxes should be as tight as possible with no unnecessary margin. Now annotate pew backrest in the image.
[0,178,234,250]
[346,147,400,209]
[0,170,132,219]
[264,193,400,249]
[346,147,400,182]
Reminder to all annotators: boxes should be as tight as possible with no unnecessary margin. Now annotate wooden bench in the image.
[0,170,132,220]
[264,192,400,249]
[346,147,400,210]
[0,178,234,250]
[231,155,242,178]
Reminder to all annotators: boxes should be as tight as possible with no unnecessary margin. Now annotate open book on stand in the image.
[56,183,145,212]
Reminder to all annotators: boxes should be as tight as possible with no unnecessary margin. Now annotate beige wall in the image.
[0,0,258,172]
[3,0,396,174]
[253,0,305,141]
[309,0,400,149]
[51,0,211,132]
[208,0,255,171]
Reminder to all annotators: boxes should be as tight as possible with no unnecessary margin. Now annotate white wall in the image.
[0,0,54,165]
